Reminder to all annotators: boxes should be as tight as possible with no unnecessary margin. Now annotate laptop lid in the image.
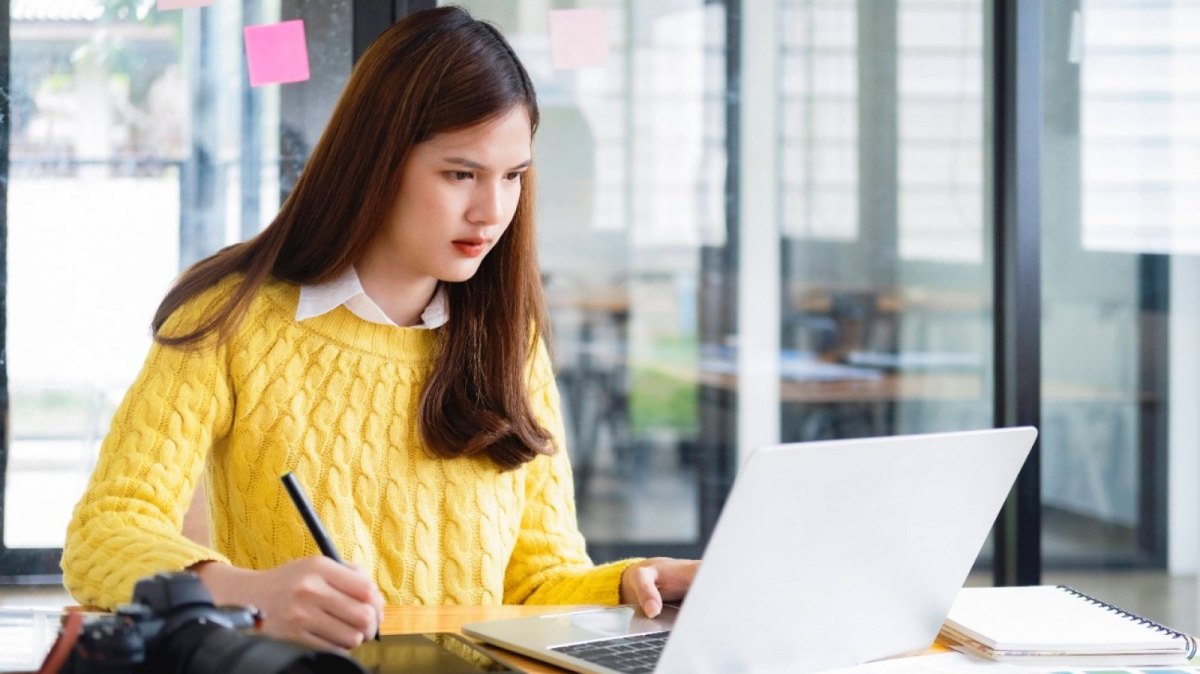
[465,427,1036,674]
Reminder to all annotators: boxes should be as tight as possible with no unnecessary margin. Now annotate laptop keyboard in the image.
[551,631,670,673]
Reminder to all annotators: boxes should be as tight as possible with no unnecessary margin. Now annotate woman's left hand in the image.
[619,557,700,618]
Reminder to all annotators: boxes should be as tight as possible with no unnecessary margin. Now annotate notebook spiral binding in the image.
[1057,585,1198,659]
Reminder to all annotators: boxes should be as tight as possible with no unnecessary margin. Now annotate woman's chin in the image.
[438,264,485,283]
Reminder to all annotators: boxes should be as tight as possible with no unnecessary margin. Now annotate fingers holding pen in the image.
[339,561,385,636]
[299,558,379,645]
[277,472,384,643]
[192,554,372,647]
[247,557,380,651]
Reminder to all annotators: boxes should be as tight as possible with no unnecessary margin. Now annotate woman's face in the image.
[372,106,532,286]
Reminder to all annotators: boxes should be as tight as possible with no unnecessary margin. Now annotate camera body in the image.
[61,571,364,674]
[63,571,260,673]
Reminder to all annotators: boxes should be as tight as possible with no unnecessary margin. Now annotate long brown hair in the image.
[152,6,552,469]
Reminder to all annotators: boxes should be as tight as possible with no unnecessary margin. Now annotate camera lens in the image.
[148,621,366,674]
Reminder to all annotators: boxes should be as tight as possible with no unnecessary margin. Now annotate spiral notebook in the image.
[940,585,1197,666]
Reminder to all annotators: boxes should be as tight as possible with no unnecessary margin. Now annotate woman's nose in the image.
[467,182,506,225]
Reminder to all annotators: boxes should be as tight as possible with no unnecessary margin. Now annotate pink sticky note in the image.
[158,0,215,8]
[244,20,311,87]
[549,9,608,70]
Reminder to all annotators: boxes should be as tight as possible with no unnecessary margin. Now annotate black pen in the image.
[281,471,380,640]
[281,471,344,562]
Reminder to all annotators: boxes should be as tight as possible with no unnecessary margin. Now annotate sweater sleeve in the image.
[61,292,236,610]
[503,343,639,605]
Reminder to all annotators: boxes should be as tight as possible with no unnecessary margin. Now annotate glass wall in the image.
[777,0,993,447]
[4,0,1197,581]
[4,0,352,551]
[1040,0,1199,571]
[447,0,731,552]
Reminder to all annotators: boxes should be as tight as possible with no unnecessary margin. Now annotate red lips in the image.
[452,238,489,257]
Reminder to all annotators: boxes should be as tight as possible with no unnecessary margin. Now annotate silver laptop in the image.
[463,427,1037,674]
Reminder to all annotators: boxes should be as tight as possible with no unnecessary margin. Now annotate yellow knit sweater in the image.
[62,276,633,609]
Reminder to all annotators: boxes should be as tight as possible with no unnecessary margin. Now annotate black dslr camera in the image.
[59,571,366,674]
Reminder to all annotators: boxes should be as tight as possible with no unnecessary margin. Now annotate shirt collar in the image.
[296,266,448,329]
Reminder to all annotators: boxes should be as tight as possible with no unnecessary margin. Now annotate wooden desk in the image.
[381,605,949,673]
[382,604,595,674]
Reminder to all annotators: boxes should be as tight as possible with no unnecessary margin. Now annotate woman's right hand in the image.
[191,557,383,651]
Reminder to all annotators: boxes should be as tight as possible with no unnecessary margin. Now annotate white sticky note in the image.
[549,9,608,70]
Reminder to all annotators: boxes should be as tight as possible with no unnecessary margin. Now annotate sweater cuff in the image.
[127,543,233,606]
[150,540,232,574]
[93,543,231,610]
[588,557,642,605]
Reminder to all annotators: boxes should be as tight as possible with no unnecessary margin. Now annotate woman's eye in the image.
[449,171,473,181]
[505,171,523,181]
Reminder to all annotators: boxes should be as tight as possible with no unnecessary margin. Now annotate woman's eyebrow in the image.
[444,157,532,171]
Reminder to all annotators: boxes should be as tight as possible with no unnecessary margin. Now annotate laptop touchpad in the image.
[540,606,675,638]
[542,607,634,636]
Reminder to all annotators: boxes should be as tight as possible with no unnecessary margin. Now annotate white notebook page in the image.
[945,586,1186,652]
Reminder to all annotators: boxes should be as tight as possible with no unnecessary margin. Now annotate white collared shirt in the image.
[296,266,448,328]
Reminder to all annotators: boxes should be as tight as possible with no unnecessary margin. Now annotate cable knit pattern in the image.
[62,275,637,610]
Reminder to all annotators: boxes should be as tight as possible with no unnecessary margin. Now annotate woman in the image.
[61,6,697,652]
